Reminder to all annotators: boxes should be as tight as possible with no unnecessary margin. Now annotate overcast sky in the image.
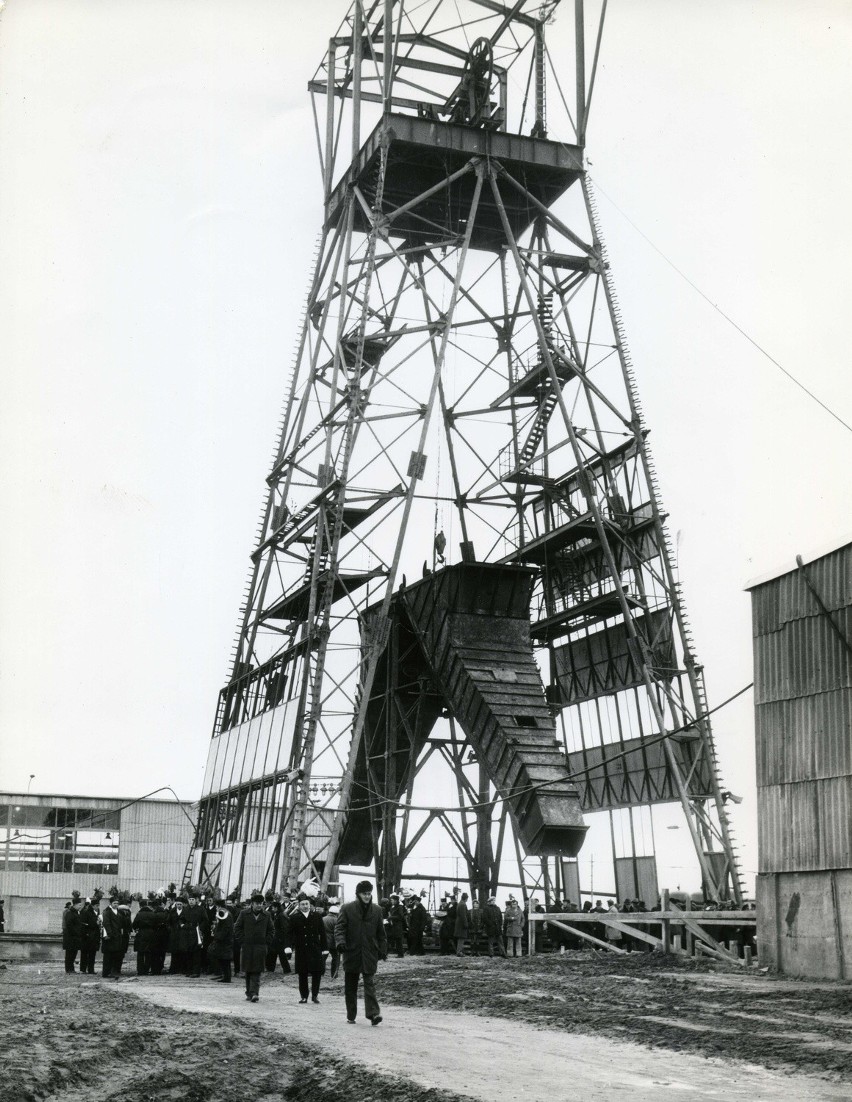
[1,0,851,893]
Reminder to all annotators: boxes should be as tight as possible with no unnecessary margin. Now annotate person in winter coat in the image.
[335,880,388,1026]
[100,898,124,979]
[150,900,169,975]
[407,896,429,956]
[439,896,456,955]
[291,896,328,1003]
[387,895,408,958]
[503,897,524,957]
[185,896,208,978]
[234,892,275,1002]
[469,899,484,955]
[79,898,100,974]
[209,905,235,983]
[454,892,470,956]
[132,899,158,975]
[482,896,505,957]
[168,897,195,975]
[269,900,293,974]
[62,900,83,973]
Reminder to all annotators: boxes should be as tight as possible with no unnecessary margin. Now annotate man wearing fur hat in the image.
[335,880,387,1026]
[234,891,275,1002]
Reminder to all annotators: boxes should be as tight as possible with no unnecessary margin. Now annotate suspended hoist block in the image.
[340,563,587,863]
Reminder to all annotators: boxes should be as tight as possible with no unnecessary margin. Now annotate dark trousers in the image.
[64,949,78,972]
[388,931,405,958]
[407,931,424,955]
[80,947,96,973]
[102,949,123,978]
[344,970,379,1021]
[189,946,203,977]
[298,971,322,1000]
[244,971,261,998]
[136,950,152,975]
[233,945,241,974]
[169,950,189,974]
[217,960,232,983]
[151,950,166,975]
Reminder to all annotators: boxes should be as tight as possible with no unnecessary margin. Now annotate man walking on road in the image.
[335,880,388,1026]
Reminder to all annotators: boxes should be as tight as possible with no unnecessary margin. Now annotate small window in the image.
[514,715,538,728]
[491,668,517,683]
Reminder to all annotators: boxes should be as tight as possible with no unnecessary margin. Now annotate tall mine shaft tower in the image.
[189,0,744,906]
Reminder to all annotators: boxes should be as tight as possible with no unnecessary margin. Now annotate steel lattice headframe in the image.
[189,0,744,908]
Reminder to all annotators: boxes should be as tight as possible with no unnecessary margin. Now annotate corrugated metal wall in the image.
[118,801,196,889]
[750,541,851,979]
[752,542,851,873]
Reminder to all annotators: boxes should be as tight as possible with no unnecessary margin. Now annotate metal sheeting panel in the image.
[561,859,580,905]
[755,688,852,785]
[118,802,195,887]
[751,543,851,634]
[567,734,712,812]
[239,840,269,894]
[201,699,298,799]
[552,609,674,707]
[614,855,658,905]
[758,776,852,872]
[753,610,852,705]
[820,776,852,869]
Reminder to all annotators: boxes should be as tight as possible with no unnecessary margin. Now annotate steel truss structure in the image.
[190,0,744,906]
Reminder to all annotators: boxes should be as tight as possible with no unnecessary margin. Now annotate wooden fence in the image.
[528,892,757,966]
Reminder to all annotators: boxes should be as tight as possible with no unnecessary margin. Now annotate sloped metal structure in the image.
[340,565,587,881]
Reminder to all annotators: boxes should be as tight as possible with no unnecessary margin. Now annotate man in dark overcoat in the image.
[482,896,505,957]
[185,894,208,977]
[234,891,275,1002]
[406,895,429,956]
[291,895,328,1003]
[386,894,408,958]
[210,904,235,983]
[335,879,387,1026]
[168,896,195,975]
[62,899,82,972]
[151,898,170,975]
[100,898,124,979]
[79,897,100,974]
[132,898,158,975]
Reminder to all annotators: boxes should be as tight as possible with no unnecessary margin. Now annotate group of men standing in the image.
[58,880,391,1026]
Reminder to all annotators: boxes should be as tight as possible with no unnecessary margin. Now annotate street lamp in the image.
[26,774,35,795]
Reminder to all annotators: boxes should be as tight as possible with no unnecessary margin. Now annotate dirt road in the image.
[128,976,851,1101]
[2,954,851,1102]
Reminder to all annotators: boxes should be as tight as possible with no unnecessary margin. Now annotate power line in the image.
[587,176,852,438]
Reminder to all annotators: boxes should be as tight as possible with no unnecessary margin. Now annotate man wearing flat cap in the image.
[335,880,388,1026]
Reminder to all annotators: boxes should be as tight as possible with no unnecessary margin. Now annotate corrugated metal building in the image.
[747,538,852,979]
[0,792,196,935]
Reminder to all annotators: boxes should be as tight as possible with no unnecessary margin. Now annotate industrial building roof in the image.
[744,533,852,591]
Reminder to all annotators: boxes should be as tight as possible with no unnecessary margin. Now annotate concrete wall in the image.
[756,869,851,980]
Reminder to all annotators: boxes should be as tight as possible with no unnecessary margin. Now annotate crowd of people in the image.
[58,884,758,994]
[60,880,391,1024]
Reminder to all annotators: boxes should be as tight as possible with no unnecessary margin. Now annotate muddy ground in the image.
[0,952,850,1102]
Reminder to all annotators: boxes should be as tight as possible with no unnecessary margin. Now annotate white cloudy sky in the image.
[1,0,850,894]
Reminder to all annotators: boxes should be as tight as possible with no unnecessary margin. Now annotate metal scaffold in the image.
[189,0,744,908]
